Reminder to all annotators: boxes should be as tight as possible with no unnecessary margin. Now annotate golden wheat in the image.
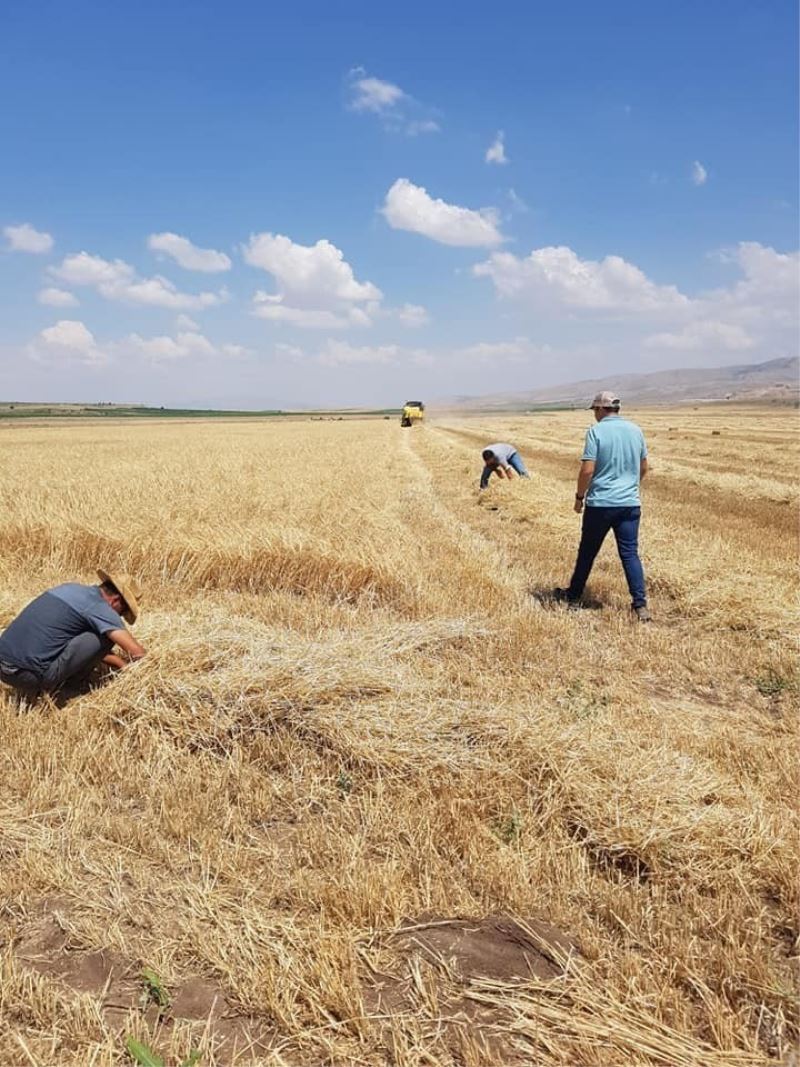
[0,408,796,1066]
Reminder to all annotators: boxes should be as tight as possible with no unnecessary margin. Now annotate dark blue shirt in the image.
[0,583,123,676]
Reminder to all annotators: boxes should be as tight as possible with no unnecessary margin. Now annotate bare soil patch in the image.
[362,914,580,1063]
[11,905,275,1062]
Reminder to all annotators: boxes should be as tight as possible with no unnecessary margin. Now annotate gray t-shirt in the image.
[484,443,516,465]
[0,583,123,676]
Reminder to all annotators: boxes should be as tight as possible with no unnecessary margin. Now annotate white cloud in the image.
[473,245,689,312]
[38,287,78,307]
[175,313,199,331]
[474,239,797,371]
[394,303,429,327]
[317,340,400,367]
[706,242,798,321]
[691,160,708,186]
[119,329,251,364]
[455,337,546,362]
[644,320,754,351]
[349,73,406,113]
[252,296,357,330]
[147,232,231,272]
[5,223,54,254]
[507,188,529,214]
[346,68,440,135]
[406,119,441,135]
[382,178,504,248]
[122,330,216,362]
[485,131,508,165]
[28,319,106,366]
[274,342,305,361]
[244,232,382,329]
[51,252,224,309]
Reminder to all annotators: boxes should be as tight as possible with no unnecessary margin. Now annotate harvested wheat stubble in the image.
[0,411,797,1065]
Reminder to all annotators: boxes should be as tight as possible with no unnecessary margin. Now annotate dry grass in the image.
[0,408,797,1066]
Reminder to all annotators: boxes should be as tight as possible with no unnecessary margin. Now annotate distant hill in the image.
[442,357,799,411]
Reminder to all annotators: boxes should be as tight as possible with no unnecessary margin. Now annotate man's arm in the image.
[479,465,492,490]
[640,457,648,480]
[574,460,595,513]
[107,628,147,666]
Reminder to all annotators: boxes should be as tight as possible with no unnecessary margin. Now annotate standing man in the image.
[555,392,651,621]
[480,443,530,490]
[0,569,146,701]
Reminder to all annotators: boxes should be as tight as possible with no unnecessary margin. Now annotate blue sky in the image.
[1,0,797,407]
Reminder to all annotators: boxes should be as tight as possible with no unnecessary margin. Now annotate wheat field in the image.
[0,407,797,1067]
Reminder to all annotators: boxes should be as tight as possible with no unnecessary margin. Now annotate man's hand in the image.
[108,629,147,664]
[575,459,594,513]
[102,652,127,670]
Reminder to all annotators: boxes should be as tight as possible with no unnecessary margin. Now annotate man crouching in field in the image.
[0,569,146,701]
[555,392,651,621]
[480,443,530,490]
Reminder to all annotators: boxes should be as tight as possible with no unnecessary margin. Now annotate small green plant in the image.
[754,669,795,698]
[125,1036,200,1067]
[493,810,523,845]
[336,770,353,796]
[140,967,170,1015]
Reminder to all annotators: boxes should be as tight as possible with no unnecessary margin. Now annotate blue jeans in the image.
[567,506,647,608]
[508,452,529,477]
[480,451,529,489]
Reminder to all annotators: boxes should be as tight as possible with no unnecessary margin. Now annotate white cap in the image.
[589,390,620,409]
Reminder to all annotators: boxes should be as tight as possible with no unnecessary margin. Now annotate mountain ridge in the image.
[439,356,799,410]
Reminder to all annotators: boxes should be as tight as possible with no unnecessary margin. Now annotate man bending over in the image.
[0,568,146,701]
[480,443,530,490]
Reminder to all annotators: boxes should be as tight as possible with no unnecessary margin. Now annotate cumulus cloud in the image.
[244,232,382,329]
[382,179,504,248]
[175,313,200,331]
[473,245,689,312]
[4,223,54,254]
[485,131,508,165]
[38,287,78,307]
[147,232,231,272]
[346,68,440,135]
[455,337,545,362]
[317,340,401,367]
[474,239,797,369]
[644,320,753,351]
[28,320,106,366]
[119,329,252,364]
[704,242,798,323]
[121,330,217,363]
[691,160,708,186]
[349,73,406,113]
[394,303,429,327]
[252,296,361,330]
[50,252,224,309]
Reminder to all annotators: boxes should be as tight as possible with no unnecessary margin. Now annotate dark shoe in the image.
[633,605,652,622]
[553,588,581,611]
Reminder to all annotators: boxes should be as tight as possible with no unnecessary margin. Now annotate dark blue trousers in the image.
[567,506,647,607]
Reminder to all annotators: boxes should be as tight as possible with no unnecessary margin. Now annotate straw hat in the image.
[96,569,142,624]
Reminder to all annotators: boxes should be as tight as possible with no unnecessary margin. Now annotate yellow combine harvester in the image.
[400,400,425,427]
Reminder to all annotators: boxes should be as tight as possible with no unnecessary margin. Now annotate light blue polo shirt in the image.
[582,416,647,507]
